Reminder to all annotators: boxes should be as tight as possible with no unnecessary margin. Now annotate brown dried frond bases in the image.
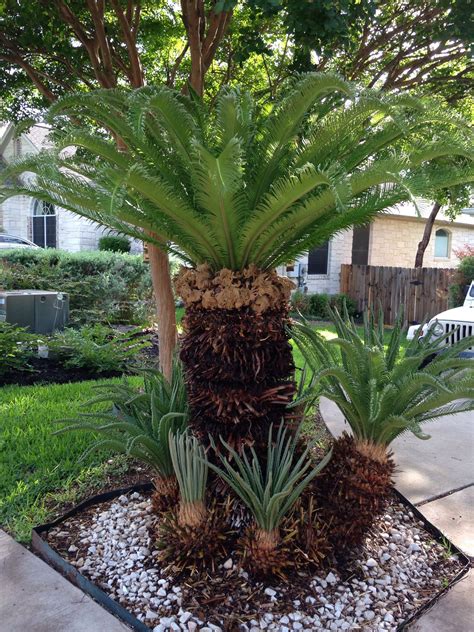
[315,433,395,554]
[151,476,179,514]
[154,498,235,577]
[177,265,296,453]
[281,495,333,572]
[236,525,302,581]
[175,264,295,314]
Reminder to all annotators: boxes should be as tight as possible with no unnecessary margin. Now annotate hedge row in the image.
[0,249,155,325]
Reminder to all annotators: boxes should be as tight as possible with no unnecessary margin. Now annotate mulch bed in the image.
[0,356,122,387]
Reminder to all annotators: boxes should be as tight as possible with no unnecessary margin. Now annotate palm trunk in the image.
[414,201,441,268]
[148,240,177,382]
[316,433,395,553]
[175,265,296,451]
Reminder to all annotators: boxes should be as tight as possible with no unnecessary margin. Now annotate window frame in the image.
[434,228,451,259]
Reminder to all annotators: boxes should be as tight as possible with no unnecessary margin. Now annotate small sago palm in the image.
[156,432,232,576]
[56,362,188,511]
[292,307,474,550]
[208,425,332,575]
[2,74,473,452]
[169,432,208,528]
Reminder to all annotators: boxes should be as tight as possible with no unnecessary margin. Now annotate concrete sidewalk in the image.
[320,397,474,631]
[0,529,130,632]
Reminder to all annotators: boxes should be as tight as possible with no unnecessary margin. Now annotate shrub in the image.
[56,361,188,478]
[309,293,329,318]
[208,425,331,575]
[292,305,474,551]
[47,324,150,373]
[290,289,311,315]
[0,249,153,325]
[308,292,358,319]
[98,235,131,253]
[328,293,358,318]
[169,433,208,528]
[0,322,35,376]
[450,255,474,306]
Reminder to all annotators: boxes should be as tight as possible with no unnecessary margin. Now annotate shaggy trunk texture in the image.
[175,265,296,451]
[151,475,178,513]
[315,433,395,554]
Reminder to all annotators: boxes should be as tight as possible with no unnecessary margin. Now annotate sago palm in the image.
[292,307,474,550]
[1,74,473,451]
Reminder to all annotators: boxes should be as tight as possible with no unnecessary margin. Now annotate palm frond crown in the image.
[1,76,473,270]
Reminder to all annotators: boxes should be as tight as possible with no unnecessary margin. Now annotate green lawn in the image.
[0,320,405,542]
[0,377,141,541]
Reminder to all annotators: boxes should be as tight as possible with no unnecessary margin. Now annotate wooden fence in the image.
[340,264,455,325]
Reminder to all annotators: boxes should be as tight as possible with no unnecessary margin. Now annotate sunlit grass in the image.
[0,377,141,541]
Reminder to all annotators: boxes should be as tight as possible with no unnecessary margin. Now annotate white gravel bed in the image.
[46,492,462,632]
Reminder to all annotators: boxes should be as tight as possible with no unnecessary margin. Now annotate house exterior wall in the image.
[368,216,474,268]
[293,229,353,295]
[0,195,31,240]
[0,124,112,253]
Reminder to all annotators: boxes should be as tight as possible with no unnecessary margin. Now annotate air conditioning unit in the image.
[0,290,69,334]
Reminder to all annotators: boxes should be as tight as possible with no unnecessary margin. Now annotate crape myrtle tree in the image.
[0,0,237,380]
[0,0,372,380]
[1,75,473,451]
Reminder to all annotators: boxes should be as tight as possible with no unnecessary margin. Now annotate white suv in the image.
[407,281,474,358]
[0,233,40,249]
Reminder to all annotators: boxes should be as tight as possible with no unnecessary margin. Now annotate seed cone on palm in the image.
[316,433,395,552]
[175,265,296,449]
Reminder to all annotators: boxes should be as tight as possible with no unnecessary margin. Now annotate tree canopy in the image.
[0,0,472,121]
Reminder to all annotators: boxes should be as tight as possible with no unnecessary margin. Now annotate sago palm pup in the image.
[169,432,208,528]
[156,433,233,577]
[292,306,474,550]
[208,425,332,575]
[2,75,473,452]
[56,362,188,511]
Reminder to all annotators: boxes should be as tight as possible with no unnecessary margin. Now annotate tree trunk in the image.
[414,201,441,268]
[175,266,296,451]
[148,239,177,382]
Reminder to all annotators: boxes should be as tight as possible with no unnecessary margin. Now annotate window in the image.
[434,229,450,258]
[32,200,57,248]
[352,225,371,265]
[308,241,329,275]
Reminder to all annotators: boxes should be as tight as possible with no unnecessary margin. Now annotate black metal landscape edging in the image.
[31,483,471,632]
[32,482,153,632]
[392,488,471,631]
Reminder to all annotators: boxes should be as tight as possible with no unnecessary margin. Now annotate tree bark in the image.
[414,201,441,268]
[148,238,177,382]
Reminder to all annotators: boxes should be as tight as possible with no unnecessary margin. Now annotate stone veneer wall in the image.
[0,195,31,240]
[368,216,474,269]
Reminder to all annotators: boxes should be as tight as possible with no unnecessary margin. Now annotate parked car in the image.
[0,233,40,249]
[407,280,474,358]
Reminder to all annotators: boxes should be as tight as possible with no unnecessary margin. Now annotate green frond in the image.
[2,75,472,271]
[292,310,474,446]
[208,425,331,531]
[54,361,188,477]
